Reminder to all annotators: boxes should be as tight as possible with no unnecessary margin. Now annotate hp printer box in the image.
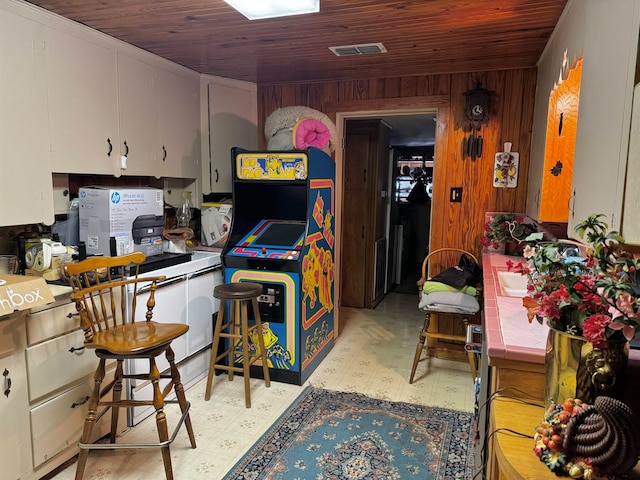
[79,187,164,257]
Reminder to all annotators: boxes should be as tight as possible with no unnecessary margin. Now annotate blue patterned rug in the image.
[223,386,474,479]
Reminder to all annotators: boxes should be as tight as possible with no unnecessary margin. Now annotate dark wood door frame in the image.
[325,95,451,335]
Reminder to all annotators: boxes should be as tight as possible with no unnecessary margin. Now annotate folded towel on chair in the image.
[418,291,480,314]
[422,280,477,296]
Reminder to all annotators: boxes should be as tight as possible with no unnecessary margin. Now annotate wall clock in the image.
[463,83,493,160]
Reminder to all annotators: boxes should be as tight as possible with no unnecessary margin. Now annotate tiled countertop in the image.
[483,251,640,379]
[482,252,549,364]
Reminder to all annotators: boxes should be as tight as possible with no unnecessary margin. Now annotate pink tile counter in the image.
[482,251,640,409]
[482,252,548,365]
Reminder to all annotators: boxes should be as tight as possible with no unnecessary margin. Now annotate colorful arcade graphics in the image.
[223,148,335,385]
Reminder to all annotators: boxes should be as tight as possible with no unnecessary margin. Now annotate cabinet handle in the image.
[3,368,11,398]
[568,189,575,217]
[107,138,113,157]
[71,396,90,408]
[215,169,219,183]
[123,141,129,157]
[68,346,85,354]
[363,168,367,183]
[361,226,365,239]
[66,312,79,318]
[162,145,167,161]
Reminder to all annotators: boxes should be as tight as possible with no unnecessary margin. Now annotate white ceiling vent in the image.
[329,43,387,57]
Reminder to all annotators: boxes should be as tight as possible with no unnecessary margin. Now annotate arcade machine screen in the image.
[252,221,306,249]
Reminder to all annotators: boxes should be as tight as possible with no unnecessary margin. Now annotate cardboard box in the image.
[79,187,164,257]
[201,202,232,247]
[0,275,55,316]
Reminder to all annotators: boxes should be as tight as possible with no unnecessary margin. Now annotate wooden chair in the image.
[64,252,196,480]
[409,247,482,384]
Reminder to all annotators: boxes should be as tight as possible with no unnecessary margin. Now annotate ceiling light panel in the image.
[225,0,320,20]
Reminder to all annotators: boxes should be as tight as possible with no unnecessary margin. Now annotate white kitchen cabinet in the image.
[30,367,118,469]
[527,0,640,237]
[568,2,640,236]
[0,312,31,480]
[23,297,125,478]
[117,52,160,176]
[1,351,32,479]
[0,7,55,227]
[159,67,201,179]
[204,77,258,193]
[44,26,120,176]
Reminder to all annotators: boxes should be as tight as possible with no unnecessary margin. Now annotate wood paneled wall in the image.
[258,69,536,354]
[258,68,536,263]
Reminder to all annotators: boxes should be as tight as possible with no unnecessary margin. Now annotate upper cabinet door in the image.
[117,52,159,176]
[158,68,200,179]
[207,80,257,193]
[0,9,54,226]
[44,27,119,176]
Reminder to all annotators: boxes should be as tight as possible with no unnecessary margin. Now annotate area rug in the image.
[223,386,474,480]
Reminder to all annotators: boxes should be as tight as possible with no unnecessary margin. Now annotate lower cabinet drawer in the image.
[30,368,119,468]
[27,301,78,346]
[26,329,97,401]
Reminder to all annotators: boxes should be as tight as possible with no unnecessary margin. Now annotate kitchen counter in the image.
[482,252,548,365]
[482,250,640,407]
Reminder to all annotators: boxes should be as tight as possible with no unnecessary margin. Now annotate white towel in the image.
[418,291,480,314]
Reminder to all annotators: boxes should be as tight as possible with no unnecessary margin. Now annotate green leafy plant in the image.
[481,213,539,249]
[508,214,640,347]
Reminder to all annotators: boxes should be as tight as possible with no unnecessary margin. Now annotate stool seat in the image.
[214,282,263,300]
[205,281,270,408]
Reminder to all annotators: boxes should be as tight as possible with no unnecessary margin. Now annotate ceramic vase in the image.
[544,325,628,407]
[486,241,505,254]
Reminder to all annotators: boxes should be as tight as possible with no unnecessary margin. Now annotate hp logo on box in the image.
[110,192,121,204]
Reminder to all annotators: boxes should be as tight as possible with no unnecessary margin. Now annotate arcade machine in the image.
[222,147,335,385]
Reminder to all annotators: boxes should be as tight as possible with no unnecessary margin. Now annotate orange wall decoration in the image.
[540,55,583,222]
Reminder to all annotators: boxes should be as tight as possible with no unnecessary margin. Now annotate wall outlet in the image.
[450,187,462,202]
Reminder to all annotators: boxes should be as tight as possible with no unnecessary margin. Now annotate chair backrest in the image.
[416,247,480,291]
[63,252,166,345]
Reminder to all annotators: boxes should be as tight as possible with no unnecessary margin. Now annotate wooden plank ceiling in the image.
[26,0,567,85]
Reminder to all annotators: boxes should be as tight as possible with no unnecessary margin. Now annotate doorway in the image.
[340,112,436,304]
[390,145,434,294]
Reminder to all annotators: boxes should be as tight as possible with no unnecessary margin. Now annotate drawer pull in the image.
[67,312,79,318]
[68,346,85,354]
[3,368,11,398]
[71,396,90,408]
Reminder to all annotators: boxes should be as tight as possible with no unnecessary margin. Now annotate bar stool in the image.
[204,282,270,407]
[64,252,196,480]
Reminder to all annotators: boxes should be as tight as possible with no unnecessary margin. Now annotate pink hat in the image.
[292,117,331,150]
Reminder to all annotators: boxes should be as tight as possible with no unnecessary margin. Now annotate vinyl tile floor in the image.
[47,292,476,480]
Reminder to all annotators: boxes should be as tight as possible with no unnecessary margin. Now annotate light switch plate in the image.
[450,187,462,202]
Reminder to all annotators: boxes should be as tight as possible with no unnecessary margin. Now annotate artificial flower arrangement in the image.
[481,213,539,250]
[506,214,640,347]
